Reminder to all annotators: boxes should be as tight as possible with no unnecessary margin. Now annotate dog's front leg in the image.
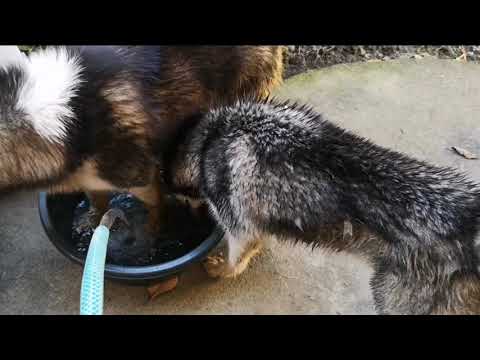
[129,182,167,237]
[83,191,111,227]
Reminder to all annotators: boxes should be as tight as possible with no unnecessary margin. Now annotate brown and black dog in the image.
[0,45,284,237]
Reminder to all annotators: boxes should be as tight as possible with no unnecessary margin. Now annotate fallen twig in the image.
[451,146,478,159]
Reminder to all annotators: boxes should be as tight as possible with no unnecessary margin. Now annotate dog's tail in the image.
[0,46,83,192]
[0,46,28,67]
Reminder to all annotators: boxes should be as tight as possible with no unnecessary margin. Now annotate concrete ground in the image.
[1,58,480,315]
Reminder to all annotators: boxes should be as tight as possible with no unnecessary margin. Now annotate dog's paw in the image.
[203,254,235,278]
[203,241,264,279]
[202,254,252,279]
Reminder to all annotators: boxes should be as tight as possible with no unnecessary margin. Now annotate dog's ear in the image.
[0,46,27,69]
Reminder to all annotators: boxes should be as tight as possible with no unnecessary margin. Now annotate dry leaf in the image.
[146,276,179,301]
[451,146,478,159]
[455,47,468,62]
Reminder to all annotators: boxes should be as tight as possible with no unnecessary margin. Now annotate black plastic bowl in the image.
[38,192,223,285]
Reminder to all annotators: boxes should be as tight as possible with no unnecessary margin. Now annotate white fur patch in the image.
[0,46,28,70]
[14,46,83,141]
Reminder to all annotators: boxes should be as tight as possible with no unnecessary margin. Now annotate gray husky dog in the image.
[166,99,480,315]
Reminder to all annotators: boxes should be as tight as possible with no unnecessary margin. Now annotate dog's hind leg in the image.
[435,273,480,314]
[370,244,480,315]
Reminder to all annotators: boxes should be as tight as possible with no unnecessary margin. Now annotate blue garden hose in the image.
[80,209,128,315]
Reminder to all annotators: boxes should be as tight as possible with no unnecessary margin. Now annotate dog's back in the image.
[130,46,284,149]
[66,45,284,154]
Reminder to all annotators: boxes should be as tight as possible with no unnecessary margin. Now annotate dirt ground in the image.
[283,45,480,78]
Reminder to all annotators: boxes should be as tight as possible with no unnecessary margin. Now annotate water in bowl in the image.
[72,193,215,266]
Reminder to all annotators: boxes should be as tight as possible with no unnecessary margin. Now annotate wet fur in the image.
[167,99,480,315]
[0,46,284,230]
